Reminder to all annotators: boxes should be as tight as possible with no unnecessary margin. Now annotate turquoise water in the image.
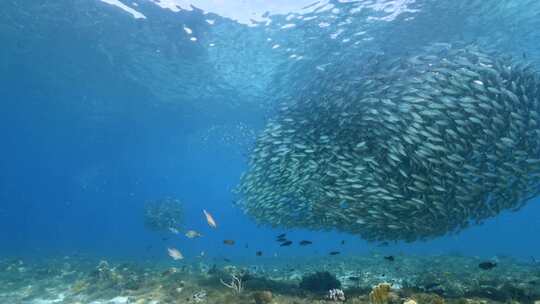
[2,1,540,303]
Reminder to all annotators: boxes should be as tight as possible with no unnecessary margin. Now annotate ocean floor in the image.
[1,254,540,304]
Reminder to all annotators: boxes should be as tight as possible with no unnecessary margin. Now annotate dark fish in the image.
[478,261,497,270]
[348,276,360,281]
[161,237,170,241]
[223,240,235,245]
[379,242,389,247]
[341,240,345,245]
[276,233,286,238]
[299,240,313,246]
[223,258,231,262]
[280,241,293,246]
[245,243,249,248]
[256,251,263,256]
[424,282,441,290]
[384,255,395,262]
[276,238,287,243]
[329,251,340,255]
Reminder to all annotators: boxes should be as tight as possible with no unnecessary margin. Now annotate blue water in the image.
[1,0,540,263]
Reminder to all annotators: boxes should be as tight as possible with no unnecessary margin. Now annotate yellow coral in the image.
[71,280,88,294]
[369,283,391,304]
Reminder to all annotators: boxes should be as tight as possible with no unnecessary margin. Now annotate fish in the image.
[223,240,235,245]
[329,251,341,255]
[280,241,293,246]
[167,248,184,260]
[169,227,180,234]
[384,255,395,262]
[203,209,217,228]
[256,251,263,256]
[276,233,287,239]
[237,43,540,243]
[478,261,497,270]
[185,230,203,238]
[424,282,441,290]
[299,240,313,246]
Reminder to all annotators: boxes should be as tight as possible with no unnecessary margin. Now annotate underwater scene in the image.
[3,0,540,303]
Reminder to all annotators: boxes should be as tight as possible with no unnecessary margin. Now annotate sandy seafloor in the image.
[1,254,540,304]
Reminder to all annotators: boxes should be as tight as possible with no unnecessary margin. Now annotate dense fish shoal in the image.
[237,43,540,242]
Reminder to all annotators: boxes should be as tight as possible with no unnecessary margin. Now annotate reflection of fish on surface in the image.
[203,209,217,228]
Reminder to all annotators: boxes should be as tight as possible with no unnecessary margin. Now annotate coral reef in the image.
[299,271,341,293]
[253,290,273,304]
[220,274,245,294]
[369,283,392,304]
[1,255,539,304]
[326,288,346,302]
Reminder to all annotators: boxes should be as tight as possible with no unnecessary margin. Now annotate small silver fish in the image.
[185,230,203,239]
[167,248,183,260]
[203,209,217,228]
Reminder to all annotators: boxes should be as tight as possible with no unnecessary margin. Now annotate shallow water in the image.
[2,0,540,303]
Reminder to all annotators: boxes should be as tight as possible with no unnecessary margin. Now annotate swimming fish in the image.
[329,251,341,255]
[203,209,217,228]
[169,227,180,234]
[237,44,540,242]
[167,248,184,260]
[384,255,395,262]
[299,240,313,246]
[185,230,203,238]
[478,261,497,270]
[223,240,235,245]
[280,241,293,246]
[256,251,263,256]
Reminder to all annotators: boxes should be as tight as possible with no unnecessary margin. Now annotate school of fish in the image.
[236,43,540,242]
